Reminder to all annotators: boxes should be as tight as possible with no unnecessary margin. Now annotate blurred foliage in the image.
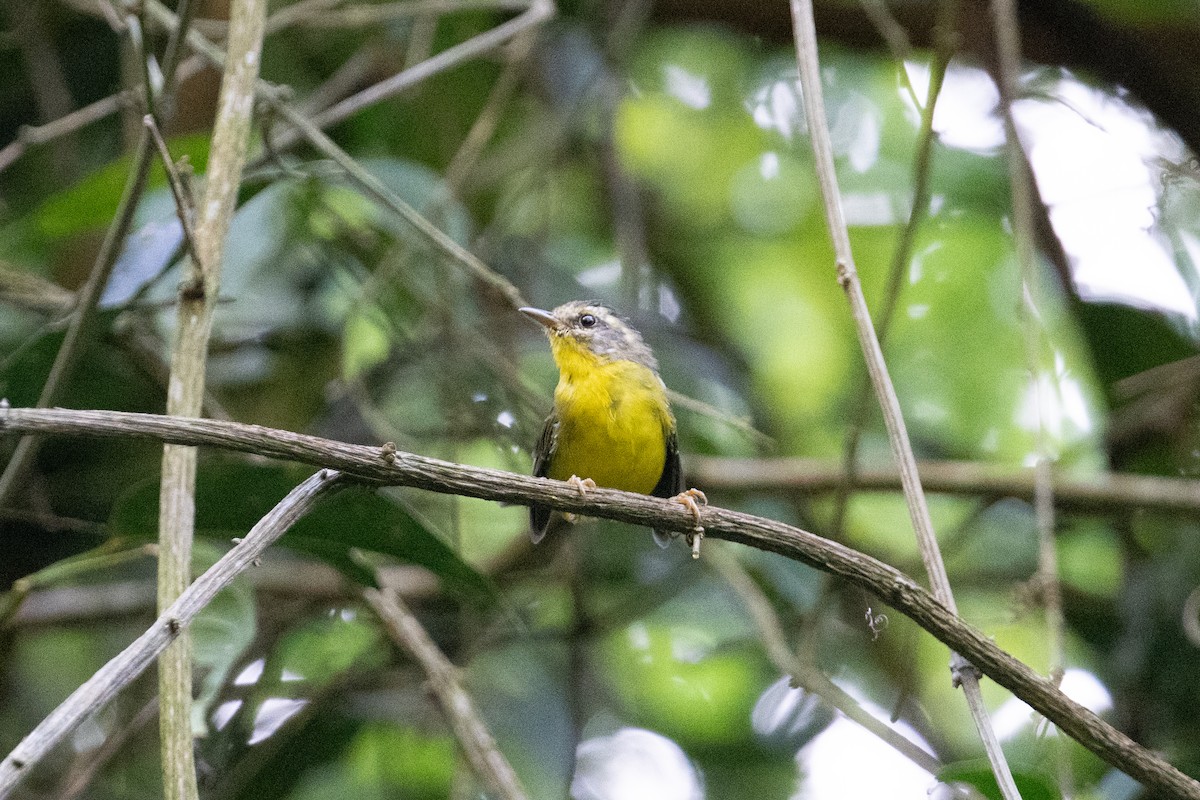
[3,0,1200,799]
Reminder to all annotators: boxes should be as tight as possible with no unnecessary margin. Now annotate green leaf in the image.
[938,759,1060,800]
[108,460,496,603]
[32,133,211,239]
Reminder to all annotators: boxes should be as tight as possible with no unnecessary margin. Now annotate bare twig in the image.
[828,27,952,538]
[191,0,532,35]
[143,0,533,310]
[856,0,921,109]
[0,133,156,510]
[0,55,205,176]
[364,585,530,800]
[58,697,159,800]
[297,0,534,27]
[10,2,80,181]
[707,546,945,777]
[262,0,344,34]
[0,90,134,174]
[0,468,347,799]
[987,0,1069,792]
[443,30,536,190]
[1,407,1197,800]
[786,1,1020,796]
[261,0,555,154]
[143,114,200,265]
[0,265,75,316]
[0,0,205,510]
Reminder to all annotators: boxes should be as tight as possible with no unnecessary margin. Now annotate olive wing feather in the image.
[529,412,558,543]
[649,429,684,548]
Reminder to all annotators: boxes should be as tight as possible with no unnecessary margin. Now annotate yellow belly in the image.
[546,360,671,495]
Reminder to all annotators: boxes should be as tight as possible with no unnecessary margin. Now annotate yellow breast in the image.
[546,337,672,495]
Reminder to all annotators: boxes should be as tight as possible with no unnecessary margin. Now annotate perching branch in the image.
[1,407,1198,800]
[0,468,347,799]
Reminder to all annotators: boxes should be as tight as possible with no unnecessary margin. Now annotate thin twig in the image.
[262,0,345,34]
[10,2,80,182]
[143,0,534,310]
[828,32,952,539]
[143,114,200,265]
[1,408,1196,798]
[856,0,921,109]
[0,468,346,799]
[443,30,535,190]
[0,134,156,510]
[786,1,1020,796]
[0,55,205,176]
[0,0,206,510]
[297,0,534,27]
[707,546,945,777]
[58,697,159,800]
[685,454,1200,515]
[363,585,530,800]
[0,89,134,174]
[0,265,75,316]
[987,0,1069,793]
[263,0,555,154]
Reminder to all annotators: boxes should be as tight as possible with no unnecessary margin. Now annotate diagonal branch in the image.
[1,407,1197,800]
[363,585,529,800]
[138,0,536,311]
[0,468,347,799]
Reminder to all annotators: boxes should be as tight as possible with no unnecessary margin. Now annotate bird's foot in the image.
[568,475,598,495]
[671,488,708,559]
[563,475,597,524]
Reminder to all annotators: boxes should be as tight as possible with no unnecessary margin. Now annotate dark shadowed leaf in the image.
[109,460,495,603]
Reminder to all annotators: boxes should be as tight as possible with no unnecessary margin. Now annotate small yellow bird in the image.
[521,301,705,554]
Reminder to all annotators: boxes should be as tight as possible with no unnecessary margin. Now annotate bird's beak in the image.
[519,307,562,332]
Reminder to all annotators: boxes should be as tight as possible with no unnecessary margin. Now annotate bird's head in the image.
[520,301,659,372]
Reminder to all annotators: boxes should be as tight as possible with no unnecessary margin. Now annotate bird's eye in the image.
[579,314,597,328]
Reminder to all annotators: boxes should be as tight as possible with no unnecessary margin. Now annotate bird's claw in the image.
[568,475,597,495]
[563,475,597,524]
[671,488,708,559]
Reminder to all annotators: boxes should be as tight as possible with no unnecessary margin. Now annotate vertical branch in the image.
[988,0,1069,792]
[786,2,1022,797]
[155,0,266,797]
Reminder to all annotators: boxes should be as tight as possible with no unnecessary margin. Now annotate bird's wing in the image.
[529,411,559,542]
[650,428,684,548]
